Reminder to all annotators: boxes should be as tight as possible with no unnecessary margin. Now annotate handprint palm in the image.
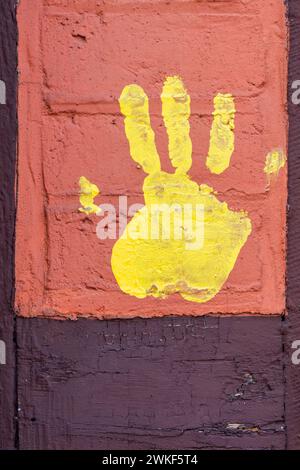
[111,76,252,303]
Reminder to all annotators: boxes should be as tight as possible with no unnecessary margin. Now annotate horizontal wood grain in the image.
[17,316,284,449]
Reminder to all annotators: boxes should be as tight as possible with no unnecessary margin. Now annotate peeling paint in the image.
[226,423,260,433]
[206,93,236,175]
[79,176,101,215]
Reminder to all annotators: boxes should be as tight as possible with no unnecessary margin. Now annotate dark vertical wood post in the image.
[286,0,300,451]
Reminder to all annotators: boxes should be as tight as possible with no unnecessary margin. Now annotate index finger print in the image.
[119,84,161,175]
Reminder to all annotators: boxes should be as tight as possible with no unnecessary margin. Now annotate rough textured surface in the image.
[286,0,300,451]
[16,0,287,319]
[17,316,285,450]
[0,0,17,450]
[0,0,296,451]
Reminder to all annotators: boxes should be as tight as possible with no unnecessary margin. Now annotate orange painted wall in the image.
[16,0,287,319]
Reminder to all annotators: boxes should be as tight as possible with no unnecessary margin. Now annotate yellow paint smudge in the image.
[112,77,251,303]
[161,76,192,174]
[206,93,236,174]
[264,149,286,181]
[79,176,100,215]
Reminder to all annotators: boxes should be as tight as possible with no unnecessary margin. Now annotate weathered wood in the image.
[286,0,300,451]
[17,316,284,449]
[0,0,17,450]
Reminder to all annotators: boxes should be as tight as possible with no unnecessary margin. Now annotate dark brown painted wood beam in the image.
[16,317,284,449]
[286,0,300,451]
[0,0,17,450]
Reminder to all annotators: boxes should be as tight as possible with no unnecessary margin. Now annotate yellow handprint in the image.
[111,76,252,303]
